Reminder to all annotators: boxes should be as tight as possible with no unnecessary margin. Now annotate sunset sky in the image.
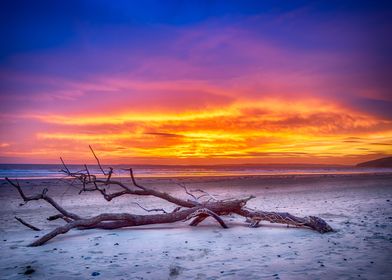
[0,0,391,165]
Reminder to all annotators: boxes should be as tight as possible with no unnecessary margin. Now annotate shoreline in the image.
[1,170,392,181]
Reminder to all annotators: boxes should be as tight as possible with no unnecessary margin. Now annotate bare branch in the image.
[60,157,70,174]
[106,167,113,184]
[84,164,91,182]
[190,188,219,201]
[15,216,41,231]
[128,168,146,190]
[132,202,168,213]
[6,177,81,221]
[89,145,106,175]
[177,182,198,201]
[47,214,73,223]
[6,177,26,200]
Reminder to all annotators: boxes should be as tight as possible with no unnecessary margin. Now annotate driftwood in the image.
[5,148,333,246]
[14,216,41,231]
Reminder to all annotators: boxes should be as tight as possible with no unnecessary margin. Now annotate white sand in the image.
[0,174,391,279]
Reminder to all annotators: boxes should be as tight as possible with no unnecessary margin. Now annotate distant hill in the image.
[356,157,392,168]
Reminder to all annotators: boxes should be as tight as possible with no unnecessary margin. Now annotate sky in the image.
[0,0,391,165]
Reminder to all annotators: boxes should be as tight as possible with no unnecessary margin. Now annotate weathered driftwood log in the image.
[5,148,333,246]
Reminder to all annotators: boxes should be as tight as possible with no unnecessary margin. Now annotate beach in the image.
[0,173,391,279]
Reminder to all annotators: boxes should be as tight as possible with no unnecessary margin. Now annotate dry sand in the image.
[0,174,391,279]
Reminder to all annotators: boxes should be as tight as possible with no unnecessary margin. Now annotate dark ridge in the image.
[356,156,392,168]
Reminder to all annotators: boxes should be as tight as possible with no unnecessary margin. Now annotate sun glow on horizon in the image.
[1,97,389,165]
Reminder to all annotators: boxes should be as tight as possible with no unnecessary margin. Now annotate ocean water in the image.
[1,164,391,179]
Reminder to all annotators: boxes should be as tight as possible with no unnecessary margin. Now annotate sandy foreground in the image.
[0,174,391,280]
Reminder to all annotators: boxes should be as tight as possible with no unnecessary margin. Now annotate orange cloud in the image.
[1,97,388,164]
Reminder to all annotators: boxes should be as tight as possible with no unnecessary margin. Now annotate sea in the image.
[1,164,391,179]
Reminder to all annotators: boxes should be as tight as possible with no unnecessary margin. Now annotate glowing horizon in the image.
[0,1,391,165]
